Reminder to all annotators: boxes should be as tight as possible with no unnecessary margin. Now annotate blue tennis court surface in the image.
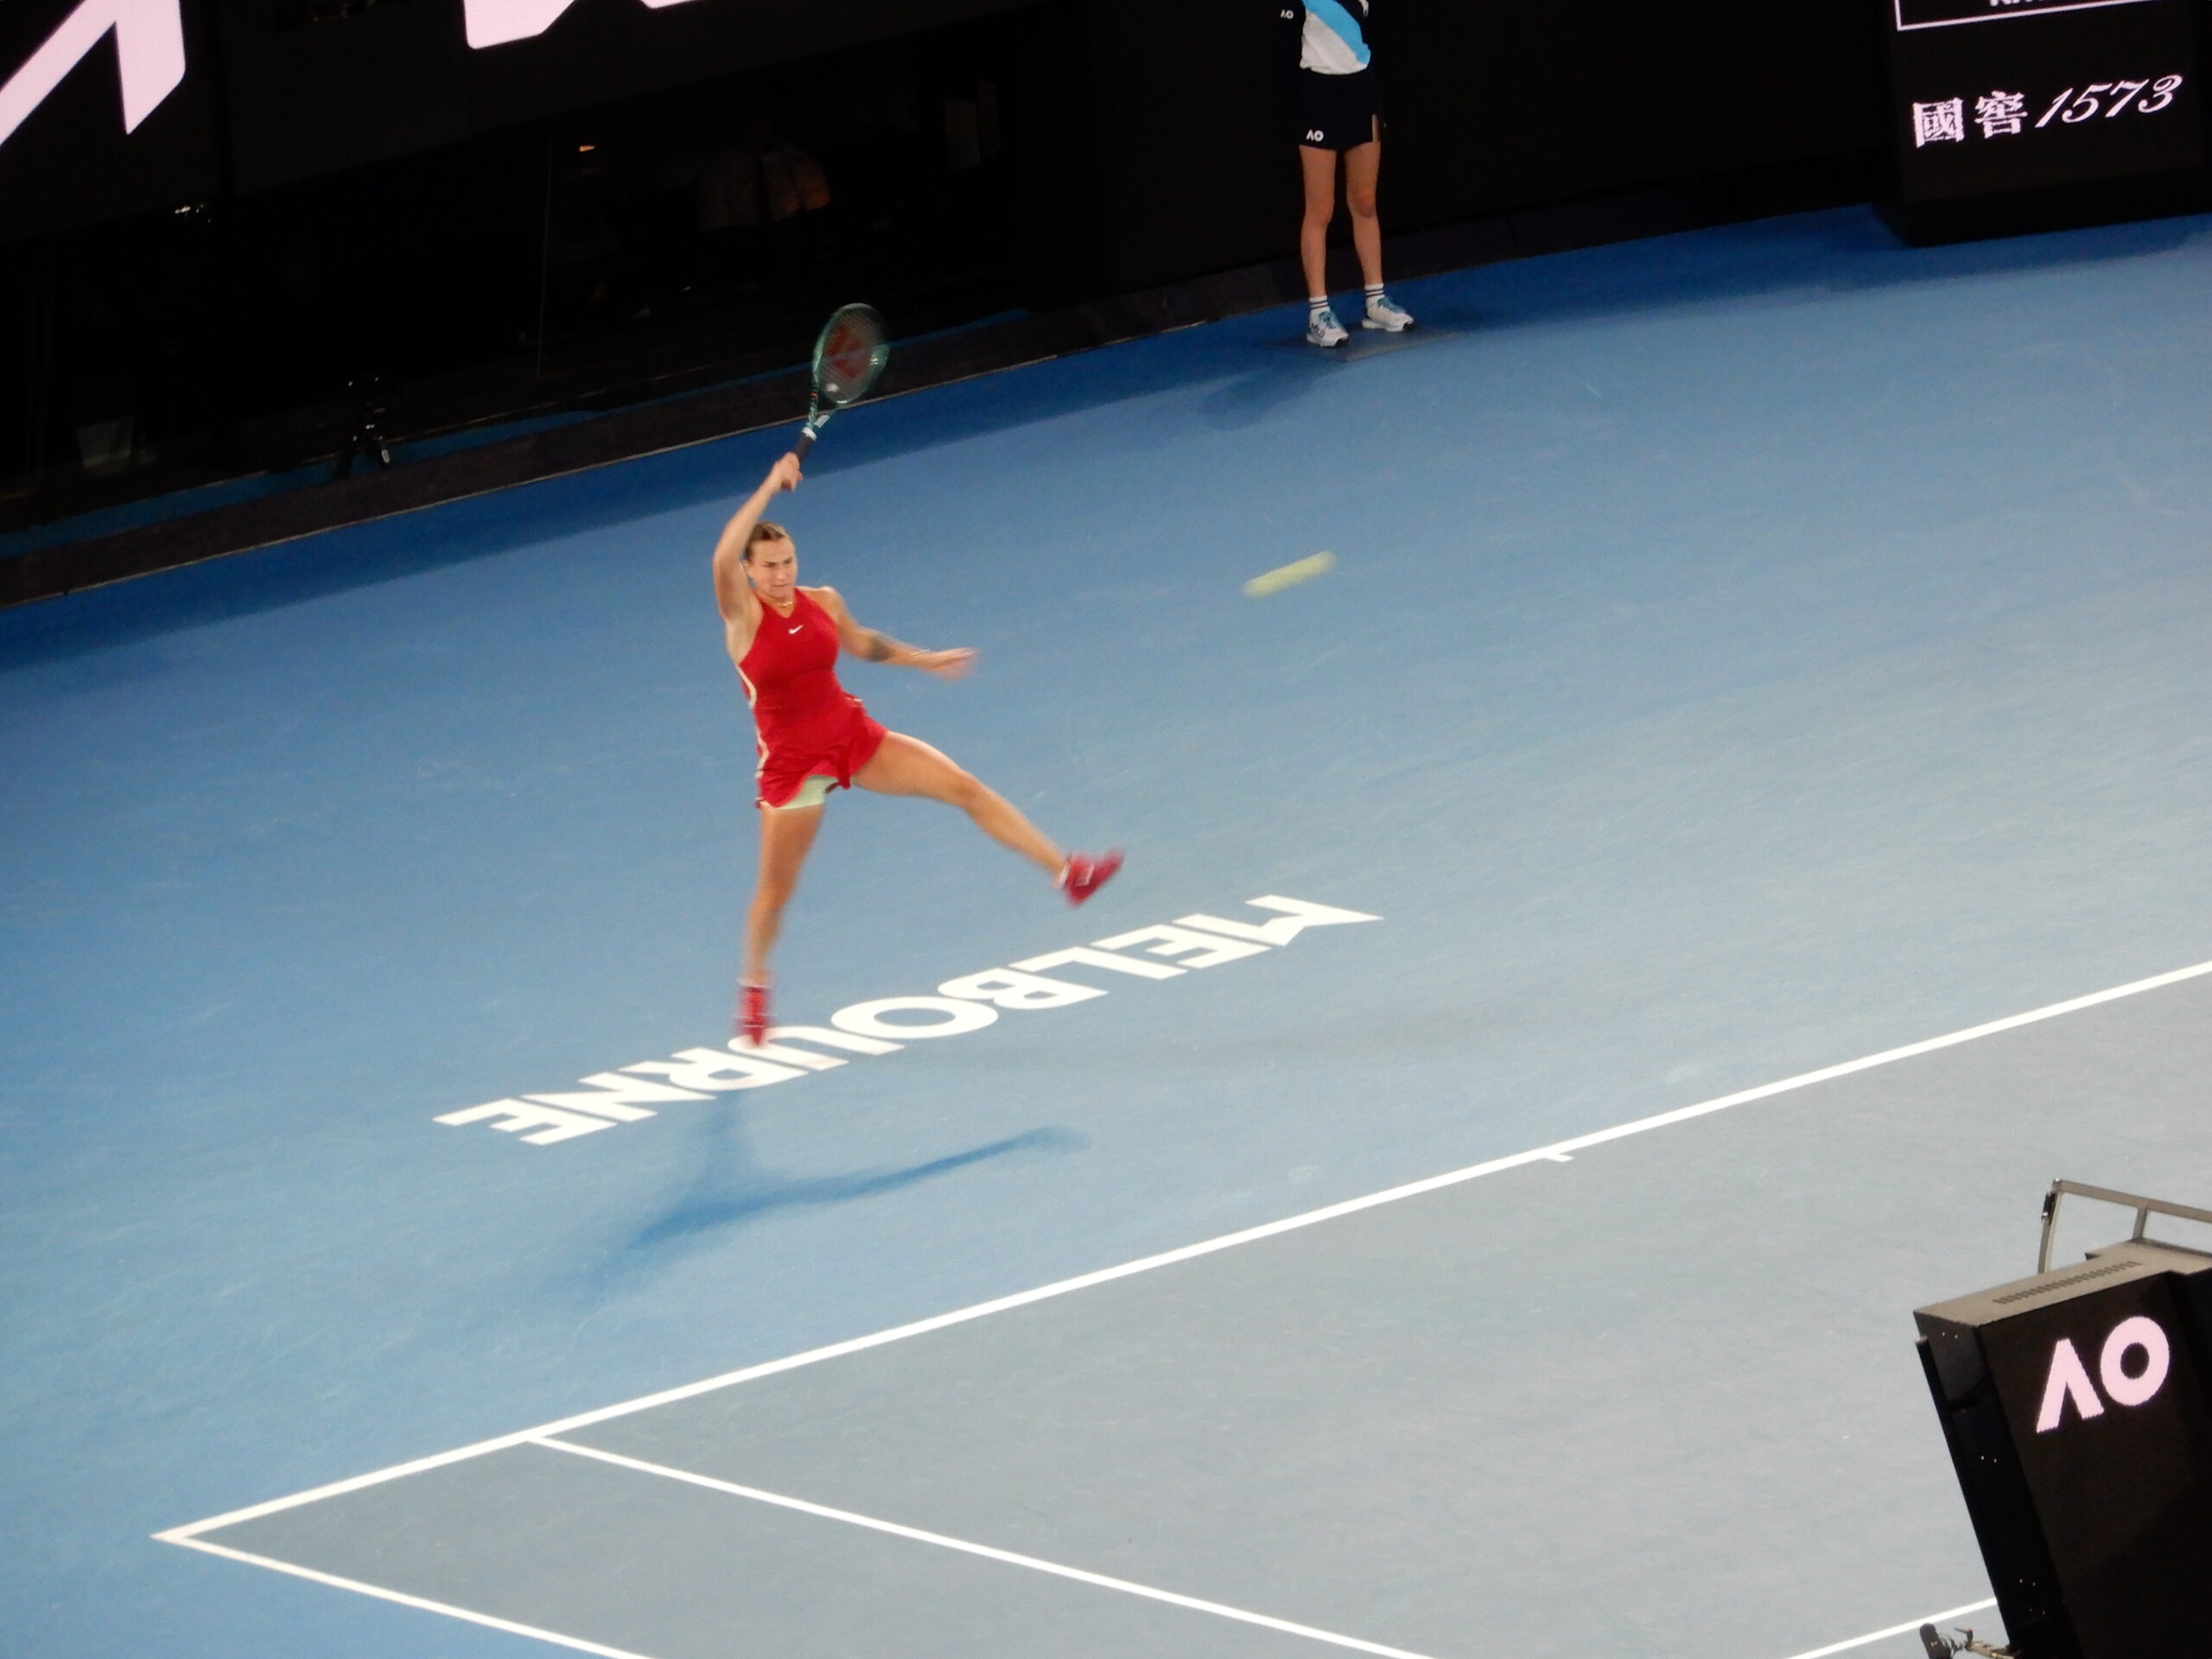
[9,203,2212,1659]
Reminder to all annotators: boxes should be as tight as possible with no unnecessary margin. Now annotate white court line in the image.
[535,1434,1440,1659]
[172,1476,1999,1659]
[160,950,2212,1549]
[1781,1599,1998,1659]
[161,1533,659,1659]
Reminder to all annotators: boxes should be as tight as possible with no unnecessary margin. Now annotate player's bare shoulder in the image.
[802,583,847,616]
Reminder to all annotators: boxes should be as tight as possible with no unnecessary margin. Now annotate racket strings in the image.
[813,306,889,409]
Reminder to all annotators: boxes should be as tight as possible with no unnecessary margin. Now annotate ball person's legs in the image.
[744,800,823,985]
[855,731,1064,875]
[1299,143,1339,306]
[1344,118,1383,293]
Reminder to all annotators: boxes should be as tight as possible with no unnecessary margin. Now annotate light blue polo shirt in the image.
[1300,0,1371,75]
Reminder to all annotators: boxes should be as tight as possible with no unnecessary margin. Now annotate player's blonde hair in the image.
[743,520,791,560]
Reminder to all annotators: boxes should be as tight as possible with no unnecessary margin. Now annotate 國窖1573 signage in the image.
[1889,0,2199,200]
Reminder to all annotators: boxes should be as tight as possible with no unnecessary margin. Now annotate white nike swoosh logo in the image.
[789,626,803,633]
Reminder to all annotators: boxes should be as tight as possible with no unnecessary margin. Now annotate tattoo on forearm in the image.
[861,631,898,663]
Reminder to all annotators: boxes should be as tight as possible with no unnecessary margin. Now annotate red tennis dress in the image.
[738,588,887,808]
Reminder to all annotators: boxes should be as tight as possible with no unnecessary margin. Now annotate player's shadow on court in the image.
[601,1108,1085,1276]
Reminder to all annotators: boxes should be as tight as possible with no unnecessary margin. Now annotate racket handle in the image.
[792,425,818,461]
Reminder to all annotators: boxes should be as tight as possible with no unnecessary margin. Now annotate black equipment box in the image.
[1883,0,2204,242]
[1916,1229,2212,1658]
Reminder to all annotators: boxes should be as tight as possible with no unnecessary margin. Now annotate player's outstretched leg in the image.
[736,800,823,1043]
[855,732,1120,905]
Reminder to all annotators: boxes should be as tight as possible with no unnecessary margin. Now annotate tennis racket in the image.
[791,302,890,460]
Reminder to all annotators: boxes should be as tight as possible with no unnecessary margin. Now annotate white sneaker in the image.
[1362,294,1414,333]
[1306,306,1348,348]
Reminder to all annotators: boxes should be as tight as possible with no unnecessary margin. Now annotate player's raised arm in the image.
[712,454,802,623]
[813,586,975,680]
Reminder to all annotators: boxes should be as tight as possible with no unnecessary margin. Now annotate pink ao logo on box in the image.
[2034,1314,2171,1432]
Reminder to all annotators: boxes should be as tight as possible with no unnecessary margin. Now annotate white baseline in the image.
[153,1531,659,1659]
[537,1436,1441,1659]
[1781,1599,1999,1659]
[161,1486,2000,1659]
[160,950,2212,1546]
[531,1440,2005,1659]
[159,956,2177,1653]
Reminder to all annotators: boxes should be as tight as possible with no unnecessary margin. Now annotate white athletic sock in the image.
[1308,296,1331,317]
[1364,283,1386,309]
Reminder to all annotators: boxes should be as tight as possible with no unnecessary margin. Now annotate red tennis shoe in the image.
[735,982,771,1047]
[1058,849,1123,907]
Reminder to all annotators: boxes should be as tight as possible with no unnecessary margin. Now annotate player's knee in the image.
[1347,187,1377,220]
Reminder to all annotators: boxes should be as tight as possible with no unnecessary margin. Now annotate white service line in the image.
[534,1435,1440,1659]
[161,950,2212,1549]
[1779,1599,1999,1659]
[162,1534,662,1659]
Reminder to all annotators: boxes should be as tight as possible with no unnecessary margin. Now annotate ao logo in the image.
[462,0,705,50]
[0,0,706,156]
[0,0,184,153]
[2034,1314,2171,1433]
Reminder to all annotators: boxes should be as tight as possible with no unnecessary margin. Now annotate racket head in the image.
[810,303,890,410]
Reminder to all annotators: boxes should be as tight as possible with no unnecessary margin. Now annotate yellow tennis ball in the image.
[1243,551,1336,598]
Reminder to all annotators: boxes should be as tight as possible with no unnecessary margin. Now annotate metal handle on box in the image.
[2037,1179,2212,1275]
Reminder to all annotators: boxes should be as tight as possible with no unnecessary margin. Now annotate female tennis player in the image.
[716,452,1121,1044]
[1283,0,1414,346]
